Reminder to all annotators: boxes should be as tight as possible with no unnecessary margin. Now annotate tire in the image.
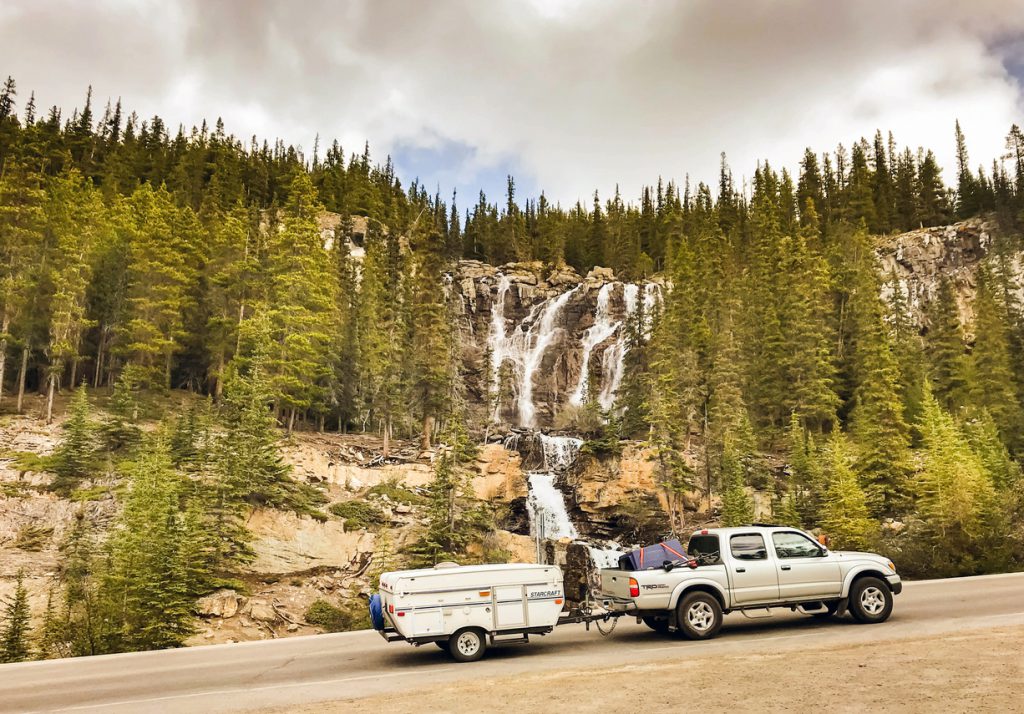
[811,601,839,619]
[448,628,487,662]
[849,577,893,624]
[675,591,723,640]
[642,615,670,634]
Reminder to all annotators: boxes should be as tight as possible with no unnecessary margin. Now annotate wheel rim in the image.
[860,586,886,615]
[457,631,480,656]
[687,601,715,631]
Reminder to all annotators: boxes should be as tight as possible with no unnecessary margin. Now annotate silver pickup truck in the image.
[598,525,902,639]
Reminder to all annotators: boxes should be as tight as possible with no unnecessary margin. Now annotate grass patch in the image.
[367,479,425,505]
[69,485,111,502]
[328,500,387,530]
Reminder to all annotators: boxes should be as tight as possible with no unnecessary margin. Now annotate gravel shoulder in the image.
[286,624,1024,714]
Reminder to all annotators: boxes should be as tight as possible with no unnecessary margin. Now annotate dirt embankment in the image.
[289,625,1024,714]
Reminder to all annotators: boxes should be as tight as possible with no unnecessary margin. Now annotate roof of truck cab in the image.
[384,563,559,580]
[692,526,804,538]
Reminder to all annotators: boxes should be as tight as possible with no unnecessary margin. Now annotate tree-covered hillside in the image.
[1,77,1024,657]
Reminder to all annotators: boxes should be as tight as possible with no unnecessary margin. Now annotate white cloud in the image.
[1,0,1022,204]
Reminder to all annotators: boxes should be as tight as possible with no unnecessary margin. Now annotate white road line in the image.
[43,667,454,713]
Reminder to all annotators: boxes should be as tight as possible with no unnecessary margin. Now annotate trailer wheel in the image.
[675,591,723,640]
[448,628,487,662]
[642,616,670,634]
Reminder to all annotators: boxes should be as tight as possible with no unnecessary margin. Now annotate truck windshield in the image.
[687,534,721,565]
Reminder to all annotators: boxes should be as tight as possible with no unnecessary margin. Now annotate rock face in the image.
[877,217,1024,331]
[454,261,663,431]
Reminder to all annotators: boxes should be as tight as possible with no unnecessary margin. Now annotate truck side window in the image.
[687,534,722,565]
[730,533,768,560]
[772,531,823,558]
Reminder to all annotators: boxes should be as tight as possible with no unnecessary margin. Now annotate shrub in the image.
[328,500,387,530]
[367,479,425,505]
[304,594,369,632]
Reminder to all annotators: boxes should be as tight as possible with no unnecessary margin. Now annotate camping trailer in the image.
[372,562,565,661]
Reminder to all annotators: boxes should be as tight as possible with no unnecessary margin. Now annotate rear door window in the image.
[730,533,768,560]
[687,534,722,565]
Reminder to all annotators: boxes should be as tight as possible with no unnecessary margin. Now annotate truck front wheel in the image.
[675,591,723,640]
[849,577,893,624]
[448,628,487,662]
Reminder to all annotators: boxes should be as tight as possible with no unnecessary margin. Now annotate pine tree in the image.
[719,443,754,527]
[0,160,46,407]
[819,434,875,551]
[42,170,105,421]
[49,386,98,494]
[100,439,196,652]
[845,228,913,516]
[915,384,1006,575]
[968,266,1023,452]
[0,571,31,663]
[925,276,969,410]
[410,227,449,449]
[114,184,198,388]
[101,365,143,451]
[954,120,980,219]
[264,173,337,431]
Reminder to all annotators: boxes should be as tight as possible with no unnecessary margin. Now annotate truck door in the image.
[771,531,842,600]
[728,533,779,604]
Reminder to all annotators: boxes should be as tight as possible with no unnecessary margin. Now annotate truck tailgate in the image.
[599,569,634,599]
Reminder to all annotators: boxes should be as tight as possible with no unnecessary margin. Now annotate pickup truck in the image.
[598,525,902,639]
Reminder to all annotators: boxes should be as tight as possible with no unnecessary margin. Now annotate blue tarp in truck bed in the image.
[618,539,688,570]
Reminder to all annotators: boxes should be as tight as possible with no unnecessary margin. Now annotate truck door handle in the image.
[780,565,791,570]
[735,567,746,573]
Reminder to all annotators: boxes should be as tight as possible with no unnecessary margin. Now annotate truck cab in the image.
[598,525,901,639]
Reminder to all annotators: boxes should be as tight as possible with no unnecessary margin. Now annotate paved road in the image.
[2,572,1023,713]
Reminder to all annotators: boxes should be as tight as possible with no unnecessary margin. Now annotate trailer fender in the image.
[668,578,729,612]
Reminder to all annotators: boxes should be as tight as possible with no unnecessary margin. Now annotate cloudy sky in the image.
[1,0,1023,206]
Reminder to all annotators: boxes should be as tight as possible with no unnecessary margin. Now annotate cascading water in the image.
[539,433,583,470]
[526,472,579,540]
[518,287,577,428]
[568,283,619,407]
[597,284,640,411]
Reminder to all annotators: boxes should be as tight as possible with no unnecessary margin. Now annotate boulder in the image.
[196,589,243,618]
[247,599,278,623]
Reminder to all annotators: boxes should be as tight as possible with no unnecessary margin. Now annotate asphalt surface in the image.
[2,572,1023,713]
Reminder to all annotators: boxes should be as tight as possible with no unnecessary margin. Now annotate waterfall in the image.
[488,276,577,427]
[597,284,639,411]
[538,434,583,471]
[526,472,579,540]
[568,283,620,407]
[516,286,577,428]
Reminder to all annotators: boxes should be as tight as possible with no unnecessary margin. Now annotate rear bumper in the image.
[887,575,903,595]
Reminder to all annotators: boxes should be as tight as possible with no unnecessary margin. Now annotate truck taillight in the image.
[388,604,394,614]
[629,578,639,598]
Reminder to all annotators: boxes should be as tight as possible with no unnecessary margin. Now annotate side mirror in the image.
[819,547,829,557]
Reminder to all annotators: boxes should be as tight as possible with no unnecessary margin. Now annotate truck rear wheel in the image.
[642,615,670,634]
[849,577,893,624]
[448,628,487,662]
[676,591,723,640]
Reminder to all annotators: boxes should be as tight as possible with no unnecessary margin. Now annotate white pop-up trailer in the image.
[374,562,566,662]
